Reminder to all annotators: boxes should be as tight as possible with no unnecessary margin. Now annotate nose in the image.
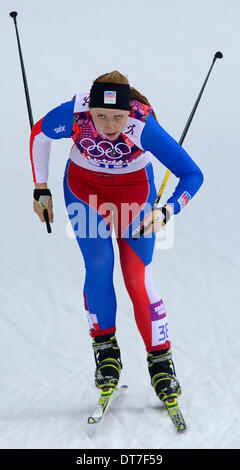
[105,118,115,132]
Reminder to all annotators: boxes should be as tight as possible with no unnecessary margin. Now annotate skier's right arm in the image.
[30,99,75,222]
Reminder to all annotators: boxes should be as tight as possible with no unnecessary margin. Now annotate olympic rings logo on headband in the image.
[79,138,131,160]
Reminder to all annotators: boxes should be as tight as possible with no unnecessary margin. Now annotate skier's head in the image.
[89,70,157,141]
[89,71,131,141]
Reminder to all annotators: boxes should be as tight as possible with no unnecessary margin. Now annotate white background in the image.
[0,0,239,449]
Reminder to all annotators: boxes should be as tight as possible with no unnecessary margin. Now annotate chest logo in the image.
[79,138,131,159]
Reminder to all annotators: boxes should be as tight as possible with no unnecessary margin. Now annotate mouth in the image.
[105,132,118,138]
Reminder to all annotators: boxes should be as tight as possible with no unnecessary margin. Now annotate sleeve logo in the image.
[177,191,191,208]
[54,124,66,134]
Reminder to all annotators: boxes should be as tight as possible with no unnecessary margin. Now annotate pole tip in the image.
[215,51,223,59]
[9,11,18,18]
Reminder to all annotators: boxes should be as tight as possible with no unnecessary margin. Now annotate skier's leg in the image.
[114,163,170,352]
[63,160,117,337]
[113,163,181,399]
[118,236,170,352]
[63,161,122,389]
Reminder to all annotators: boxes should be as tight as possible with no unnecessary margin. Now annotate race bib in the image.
[150,299,169,347]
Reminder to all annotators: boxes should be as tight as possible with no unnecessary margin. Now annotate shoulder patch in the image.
[73,92,90,113]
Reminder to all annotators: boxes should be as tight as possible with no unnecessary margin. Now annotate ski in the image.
[164,397,187,431]
[88,385,128,424]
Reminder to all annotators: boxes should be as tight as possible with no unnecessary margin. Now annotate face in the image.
[90,108,130,141]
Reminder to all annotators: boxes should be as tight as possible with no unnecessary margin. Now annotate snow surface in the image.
[1,0,240,449]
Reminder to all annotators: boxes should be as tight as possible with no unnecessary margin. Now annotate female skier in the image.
[30,71,204,405]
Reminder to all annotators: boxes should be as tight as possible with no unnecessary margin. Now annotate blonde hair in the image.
[93,70,157,120]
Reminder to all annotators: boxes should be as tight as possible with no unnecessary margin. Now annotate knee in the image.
[86,252,114,284]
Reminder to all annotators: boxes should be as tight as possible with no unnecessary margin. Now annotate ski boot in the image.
[147,349,182,402]
[92,334,122,390]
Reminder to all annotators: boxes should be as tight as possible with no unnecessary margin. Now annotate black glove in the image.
[152,206,171,225]
[133,205,171,240]
[33,188,52,233]
[33,188,52,208]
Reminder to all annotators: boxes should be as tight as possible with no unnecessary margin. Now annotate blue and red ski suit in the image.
[30,92,204,352]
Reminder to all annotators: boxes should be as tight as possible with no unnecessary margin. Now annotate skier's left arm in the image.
[140,113,204,214]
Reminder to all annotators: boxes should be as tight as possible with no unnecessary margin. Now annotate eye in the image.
[114,115,124,120]
[97,114,106,119]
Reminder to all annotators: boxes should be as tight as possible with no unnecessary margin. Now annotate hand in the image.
[33,198,54,223]
[33,187,54,223]
[141,205,173,236]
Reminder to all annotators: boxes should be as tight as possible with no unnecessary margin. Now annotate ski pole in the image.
[10,11,52,234]
[134,51,223,239]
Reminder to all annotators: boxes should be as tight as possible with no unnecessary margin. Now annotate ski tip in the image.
[88,416,97,424]
[177,423,187,432]
[164,397,187,432]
